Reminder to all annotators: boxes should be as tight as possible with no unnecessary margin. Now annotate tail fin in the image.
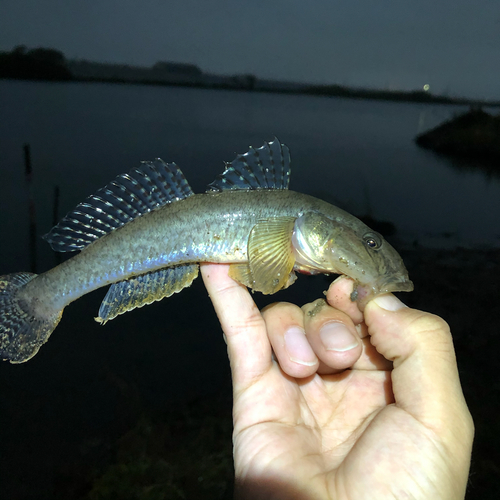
[0,272,63,363]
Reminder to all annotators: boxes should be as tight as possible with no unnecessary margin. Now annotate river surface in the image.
[1,80,499,274]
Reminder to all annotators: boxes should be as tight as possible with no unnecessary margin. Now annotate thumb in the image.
[364,294,473,450]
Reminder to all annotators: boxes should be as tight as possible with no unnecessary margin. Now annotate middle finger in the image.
[302,299,362,374]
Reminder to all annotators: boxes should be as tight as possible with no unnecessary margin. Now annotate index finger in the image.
[200,263,272,389]
[326,276,364,325]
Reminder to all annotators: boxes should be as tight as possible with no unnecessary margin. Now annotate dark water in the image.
[0,80,498,498]
[1,80,500,277]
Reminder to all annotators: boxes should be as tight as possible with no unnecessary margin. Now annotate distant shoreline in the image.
[2,46,500,107]
[4,73,500,108]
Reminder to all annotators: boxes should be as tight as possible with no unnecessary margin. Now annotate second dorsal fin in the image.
[44,159,194,252]
[207,138,291,192]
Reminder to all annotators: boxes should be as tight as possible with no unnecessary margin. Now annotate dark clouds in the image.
[1,0,499,99]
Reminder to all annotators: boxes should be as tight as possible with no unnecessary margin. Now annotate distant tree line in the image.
[1,46,496,107]
[0,46,72,81]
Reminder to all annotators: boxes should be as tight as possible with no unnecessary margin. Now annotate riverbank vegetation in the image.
[0,46,72,81]
[416,108,500,169]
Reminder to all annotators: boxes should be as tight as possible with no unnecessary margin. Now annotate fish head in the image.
[292,212,413,309]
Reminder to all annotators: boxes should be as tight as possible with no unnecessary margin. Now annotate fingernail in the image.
[373,294,406,311]
[320,322,359,352]
[284,327,317,366]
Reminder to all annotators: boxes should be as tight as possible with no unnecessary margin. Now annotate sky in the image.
[1,0,499,100]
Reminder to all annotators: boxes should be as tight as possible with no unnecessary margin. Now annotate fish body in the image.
[0,138,413,363]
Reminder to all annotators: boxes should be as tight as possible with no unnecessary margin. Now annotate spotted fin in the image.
[0,272,63,363]
[207,138,290,192]
[95,264,199,324]
[230,217,296,295]
[45,160,194,252]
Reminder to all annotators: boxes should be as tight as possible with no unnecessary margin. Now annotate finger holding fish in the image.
[262,297,362,377]
[325,276,397,371]
[299,299,362,373]
[326,276,365,325]
[261,302,320,378]
[262,292,391,377]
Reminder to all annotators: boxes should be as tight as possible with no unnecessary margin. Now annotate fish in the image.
[0,138,413,363]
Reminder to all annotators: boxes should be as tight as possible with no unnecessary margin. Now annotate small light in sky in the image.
[423,84,430,92]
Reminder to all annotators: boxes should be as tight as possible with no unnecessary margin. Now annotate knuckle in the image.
[409,312,451,337]
[227,305,265,336]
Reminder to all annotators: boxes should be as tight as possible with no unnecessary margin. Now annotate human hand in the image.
[201,264,474,500]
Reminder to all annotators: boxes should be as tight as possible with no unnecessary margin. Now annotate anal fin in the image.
[96,264,199,324]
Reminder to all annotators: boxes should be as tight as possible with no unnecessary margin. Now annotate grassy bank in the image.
[416,108,500,168]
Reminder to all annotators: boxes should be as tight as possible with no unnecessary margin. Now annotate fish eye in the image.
[363,232,382,250]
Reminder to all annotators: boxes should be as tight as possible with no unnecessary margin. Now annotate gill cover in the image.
[292,212,351,274]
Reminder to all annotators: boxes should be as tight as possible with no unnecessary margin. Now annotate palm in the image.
[201,264,472,500]
[232,342,436,499]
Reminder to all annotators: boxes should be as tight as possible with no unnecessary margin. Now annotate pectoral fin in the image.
[228,263,254,289]
[231,217,296,295]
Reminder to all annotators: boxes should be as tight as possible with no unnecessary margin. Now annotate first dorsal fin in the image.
[207,137,291,192]
[44,159,194,252]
